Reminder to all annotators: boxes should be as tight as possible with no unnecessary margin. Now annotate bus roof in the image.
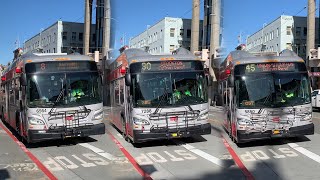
[20,53,93,63]
[112,47,201,69]
[220,49,304,68]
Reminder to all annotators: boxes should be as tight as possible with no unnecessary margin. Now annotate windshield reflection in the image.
[235,73,311,108]
[131,72,207,108]
[27,72,101,107]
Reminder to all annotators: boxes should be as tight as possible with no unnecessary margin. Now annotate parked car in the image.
[312,89,320,109]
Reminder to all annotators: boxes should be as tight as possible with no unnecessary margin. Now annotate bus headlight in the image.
[133,117,150,125]
[237,118,252,125]
[301,114,312,121]
[28,117,45,125]
[93,111,103,121]
[198,112,208,120]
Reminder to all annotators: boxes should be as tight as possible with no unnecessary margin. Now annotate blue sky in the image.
[0,0,317,64]
[223,0,317,52]
[0,0,85,65]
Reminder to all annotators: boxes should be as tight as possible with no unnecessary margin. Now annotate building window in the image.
[187,29,191,38]
[62,32,67,40]
[53,48,56,53]
[276,28,279,37]
[53,33,56,43]
[269,33,272,40]
[296,44,300,54]
[72,32,76,41]
[91,34,96,43]
[180,29,184,36]
[286,26,291,35]
[79,33,83,41]
[303,27,307,36]
[286,43,292,50]
[170,45,175,52]
[170,28,175,37]
[296,27,301,37]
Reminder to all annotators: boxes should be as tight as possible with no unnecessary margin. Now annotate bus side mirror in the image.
[228,75,234,87]
[207,75,213,86]
[20,74,27,86]
[125,73,131,86]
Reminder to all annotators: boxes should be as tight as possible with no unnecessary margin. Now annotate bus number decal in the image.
[242,100,254,106]
[36,109,47,114]
[141,109,152,114]
[142,62,152,71]
[245,64,256,73]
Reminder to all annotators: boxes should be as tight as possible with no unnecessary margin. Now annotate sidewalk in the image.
[0,122,47,180]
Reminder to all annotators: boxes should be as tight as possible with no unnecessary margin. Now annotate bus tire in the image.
[0,107,3,120]
[16,112,20,134]
[121,117,130,142]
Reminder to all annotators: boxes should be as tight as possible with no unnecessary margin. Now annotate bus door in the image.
[4,83,9,121]
[124,84,133,137]
[9,80,16,127]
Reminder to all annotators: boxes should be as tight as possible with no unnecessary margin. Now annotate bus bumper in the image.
[237,123,314,143]
[133,123,211,143]
[27,123,106,143]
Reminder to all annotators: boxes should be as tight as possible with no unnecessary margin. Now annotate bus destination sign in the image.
[25,61,97,73]
[245,63,296,73]
[130,60,203,73]
[140,61,192,72]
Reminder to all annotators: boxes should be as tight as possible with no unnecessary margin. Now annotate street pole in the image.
[307,0,315,67]
[191,0,200,53]
[102,0,111,60]
[209,0,220,81]
[84,0,92,55]
[261,23,266,52]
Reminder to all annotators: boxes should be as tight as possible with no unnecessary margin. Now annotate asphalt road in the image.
[0,106,320,180]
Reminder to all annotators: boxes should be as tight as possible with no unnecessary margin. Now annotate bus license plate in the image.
[171,133,179,138]
[273,130,282,135]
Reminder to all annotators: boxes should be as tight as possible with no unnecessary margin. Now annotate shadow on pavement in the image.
[0,169,10,180]
[235,135,311,148]
[25,136,98,149]
[182,159,285,180]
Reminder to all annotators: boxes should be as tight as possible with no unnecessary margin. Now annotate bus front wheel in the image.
[121,117,130,143]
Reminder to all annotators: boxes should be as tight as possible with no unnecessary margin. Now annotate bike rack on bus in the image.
[48,106,91,131]
[149,110,200,137]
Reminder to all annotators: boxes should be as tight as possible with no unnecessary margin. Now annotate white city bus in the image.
[219,49,314,143]
[0,50,105,143]
[108,47,211,143]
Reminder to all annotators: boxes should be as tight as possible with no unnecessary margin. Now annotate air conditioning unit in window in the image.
[309,48,318,60]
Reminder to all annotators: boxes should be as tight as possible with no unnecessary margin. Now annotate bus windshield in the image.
[235,72,311,108]
[27,72,101,107]
[131,72,207,108]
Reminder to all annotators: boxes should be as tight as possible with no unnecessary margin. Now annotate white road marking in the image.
[288,143,320,164]
[0,163,39,172]
[0,129,6,134]
[181,144,226,168]
[116,133,124,139]
[79,143,127,163]
[79,143,116,160]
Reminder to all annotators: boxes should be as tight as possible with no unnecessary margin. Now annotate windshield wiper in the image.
[153,87,169,114]
[49,84,65,115]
